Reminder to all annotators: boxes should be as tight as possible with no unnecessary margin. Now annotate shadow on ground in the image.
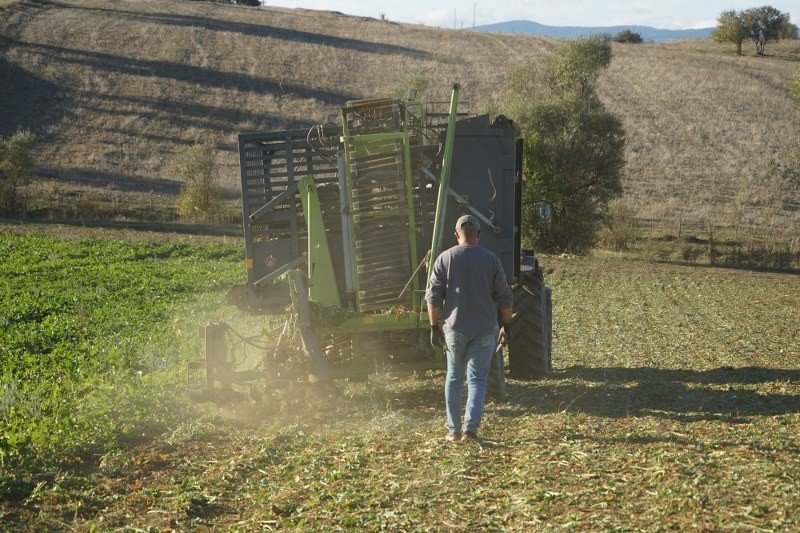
[7,39,355,104]
[49,1,430,59]
[506,365,800,422]
[0,56,70,138]
[383,366,800,423]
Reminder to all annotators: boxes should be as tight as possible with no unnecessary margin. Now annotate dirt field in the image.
[2,234,797,530]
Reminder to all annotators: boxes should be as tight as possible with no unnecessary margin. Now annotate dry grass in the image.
[0,0,547,202]
[1,0,798,244]
[598,39,800,245]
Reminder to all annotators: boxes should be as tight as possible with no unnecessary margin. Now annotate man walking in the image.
[426,214,513,443]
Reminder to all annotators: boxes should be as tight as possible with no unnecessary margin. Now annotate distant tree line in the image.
[713,5,797,55]
[191,0,263,6]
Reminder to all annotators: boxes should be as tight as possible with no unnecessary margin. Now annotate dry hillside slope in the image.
[1,0,798,240]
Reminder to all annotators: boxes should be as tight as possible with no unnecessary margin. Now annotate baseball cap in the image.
[455,214,480,230]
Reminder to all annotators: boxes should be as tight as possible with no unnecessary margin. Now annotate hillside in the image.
[1,0,799,242]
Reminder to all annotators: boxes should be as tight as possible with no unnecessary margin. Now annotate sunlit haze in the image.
[263,0,800,30]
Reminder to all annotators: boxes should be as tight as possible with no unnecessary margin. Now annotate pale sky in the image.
[265,1,800,30]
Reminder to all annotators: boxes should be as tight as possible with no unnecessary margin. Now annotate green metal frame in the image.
[297,175,341,308]
[331,87,461,363]
[198,86,470,393]
[340,130,419,314]
[300,86,461,331]
[427,83,460,272]
[404,99,427,145]
[325,311,423,335]
[256,88,462,378]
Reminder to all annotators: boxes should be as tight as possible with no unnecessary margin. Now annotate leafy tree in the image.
[504,36,626,254]
[744,6,796,55]
[0,130,38,214]
[176,141,225,222]
[712,10,749,55]
[714,6,796,56]
[613,29,643,44]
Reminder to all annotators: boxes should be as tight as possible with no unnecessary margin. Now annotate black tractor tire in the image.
[508,271,552,379]
[487,344,506,402]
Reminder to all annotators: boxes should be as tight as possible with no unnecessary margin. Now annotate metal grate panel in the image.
[341,99,417,312]
[238,128,343,308]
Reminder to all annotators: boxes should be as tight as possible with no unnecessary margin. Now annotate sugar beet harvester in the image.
[189,85,552,402]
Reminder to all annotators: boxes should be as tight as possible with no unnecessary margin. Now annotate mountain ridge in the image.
[474,19,713,42]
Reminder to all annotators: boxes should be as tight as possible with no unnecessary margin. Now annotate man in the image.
[425,214,513,443]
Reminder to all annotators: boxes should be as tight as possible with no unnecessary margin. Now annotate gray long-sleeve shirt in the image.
[425,244,513,336]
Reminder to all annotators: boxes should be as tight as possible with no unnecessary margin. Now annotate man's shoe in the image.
[445,431,462,442]
[461,431,478,443]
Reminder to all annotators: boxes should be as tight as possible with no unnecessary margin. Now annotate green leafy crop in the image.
[0,233,244,469]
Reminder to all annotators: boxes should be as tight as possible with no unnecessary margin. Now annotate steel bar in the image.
[248,181,299,222]
[427,84,460,278]
[253,254,306,288]
[420,165,501,234]
[337,151,355,295]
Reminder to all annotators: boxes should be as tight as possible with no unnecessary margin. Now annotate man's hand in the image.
[500,323,510,346]
[430,325,445,349]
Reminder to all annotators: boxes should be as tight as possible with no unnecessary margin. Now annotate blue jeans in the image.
[444,328,498,434]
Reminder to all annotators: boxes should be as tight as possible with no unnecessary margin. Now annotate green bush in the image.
[613,29,643,44]
[393,72,428,99]
[0,130,38,215]
[598,200,639,251]
[176,141,225,223]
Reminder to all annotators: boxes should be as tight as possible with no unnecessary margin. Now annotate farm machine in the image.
[189,84,552,402]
